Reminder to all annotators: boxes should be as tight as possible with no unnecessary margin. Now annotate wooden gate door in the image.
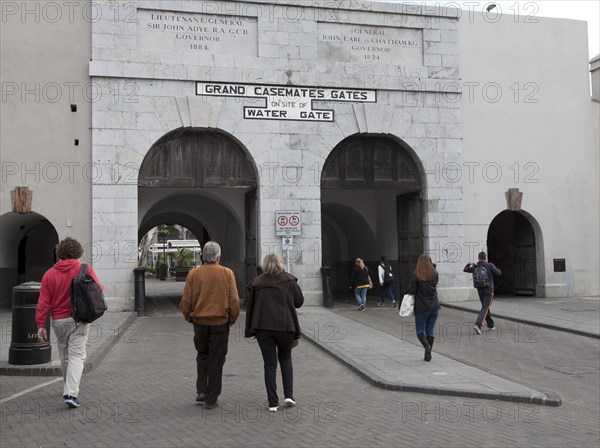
[245,189,258,297]
[397,193,423,294]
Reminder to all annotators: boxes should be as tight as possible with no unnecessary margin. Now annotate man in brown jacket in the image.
[180,241,240,408]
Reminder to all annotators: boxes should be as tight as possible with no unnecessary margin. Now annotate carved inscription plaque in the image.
[318,22,423,65]
[137,9,258,57]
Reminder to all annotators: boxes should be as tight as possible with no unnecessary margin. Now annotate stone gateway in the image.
[0,0,598,310]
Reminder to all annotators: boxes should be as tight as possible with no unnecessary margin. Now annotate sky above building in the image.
[378,0,600,58]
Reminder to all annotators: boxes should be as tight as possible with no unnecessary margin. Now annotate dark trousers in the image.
[255,330,295,407]
[380,283,396,304]
[193,323,230,405]
[475,289,495,328]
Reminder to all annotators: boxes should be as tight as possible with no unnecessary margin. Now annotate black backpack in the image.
[382,266,395,285]
[472,263,491,289]
[71,263,107,323]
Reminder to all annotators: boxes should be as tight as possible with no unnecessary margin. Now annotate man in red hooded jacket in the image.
[36,237,103,408]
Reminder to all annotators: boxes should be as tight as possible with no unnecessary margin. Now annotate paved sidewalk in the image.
[0,310,135,376]
[442,296,600,339]
[298,307,560,406]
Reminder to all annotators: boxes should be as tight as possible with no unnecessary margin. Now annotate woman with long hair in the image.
[378,256,396,307]
[245,254,304,412]
[408,254,440,362]
[349,258,373,311]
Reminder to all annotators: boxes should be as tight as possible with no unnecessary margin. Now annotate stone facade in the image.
[2,0,598,310]
[89,0,466,307]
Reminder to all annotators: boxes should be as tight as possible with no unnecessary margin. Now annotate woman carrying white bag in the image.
[405,254,440,362]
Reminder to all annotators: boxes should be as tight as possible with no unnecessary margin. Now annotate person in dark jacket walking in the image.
[246,253,304,412]
[378,256,397,307]
[349,258,373,310]
[463,251,502,334]
[408,254,440,362]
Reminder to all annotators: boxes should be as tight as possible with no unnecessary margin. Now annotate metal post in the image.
[133,267,146,317]
[320,266,333,308]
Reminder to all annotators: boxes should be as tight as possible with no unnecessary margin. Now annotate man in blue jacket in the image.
[464,251,502,334]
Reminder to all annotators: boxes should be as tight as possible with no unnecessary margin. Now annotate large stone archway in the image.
[321,134,424,297]
[138,128,259,295]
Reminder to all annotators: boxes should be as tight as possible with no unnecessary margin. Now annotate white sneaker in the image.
[473,325,482,335]
[268,406,278,412]
[488,326,496,331]
[284,398,296,407]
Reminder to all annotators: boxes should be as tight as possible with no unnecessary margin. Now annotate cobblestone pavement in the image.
[2,280,599,448]
[1,293,599,448]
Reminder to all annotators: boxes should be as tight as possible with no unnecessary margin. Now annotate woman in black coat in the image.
[408,254,440,362]
[245,254,304,412]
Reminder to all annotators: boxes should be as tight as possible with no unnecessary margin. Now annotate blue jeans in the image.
[475,288,495,328]
[354,287,367,306]
[380,283,396,304]
[414,309,439,337]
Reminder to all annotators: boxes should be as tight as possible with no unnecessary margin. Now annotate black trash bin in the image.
[8,281,51,365]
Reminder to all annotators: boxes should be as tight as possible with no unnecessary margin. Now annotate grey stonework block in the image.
[438,108,461,124]
[93,33,115,49]
[429,66,460,79]
[89,60,124,77]
[259,31,289,46]
[426,123,462,139]
[426,41,459,56]
[259,43,279,58]
[424,224,448,238]
[424,54,442,66]
[411,107,440,123]
[427,212,463,225]
[424,28,442,41]
[123,62,155,79]
[441,29,459,43]
[279,46,300,59]
[442,55,459,68]
[93,128,126,146]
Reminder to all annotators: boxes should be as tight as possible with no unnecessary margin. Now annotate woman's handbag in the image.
[383,267,395,285]
[399,294,414,317]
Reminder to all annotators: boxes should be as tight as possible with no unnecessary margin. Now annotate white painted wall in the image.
[0,0,92,245]
[459,14,600,297]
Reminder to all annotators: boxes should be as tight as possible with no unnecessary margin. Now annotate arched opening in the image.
[0,212,59,308]
[138,128,258,302]
[138,224,205,281]
[487,210,538,296]
[321,134,424,303]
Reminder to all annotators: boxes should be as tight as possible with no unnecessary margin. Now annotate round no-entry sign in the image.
[275,211,301,236]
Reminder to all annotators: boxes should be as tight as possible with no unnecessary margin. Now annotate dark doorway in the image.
[397,192,423,294]
[0,212,58,308]
[488,211,537,295]
[321,134,423,302]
